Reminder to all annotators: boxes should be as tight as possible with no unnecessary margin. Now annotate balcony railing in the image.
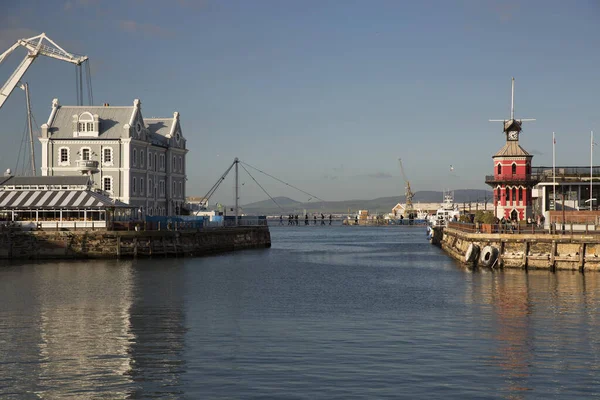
[76,159,99,172]
[485,174,541,184]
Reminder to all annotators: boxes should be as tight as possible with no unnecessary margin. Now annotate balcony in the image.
[485,174,542,185]
[76,159,99,173]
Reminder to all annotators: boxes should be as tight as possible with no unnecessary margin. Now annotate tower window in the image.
[512,163,517,175]
[497,164,502,175]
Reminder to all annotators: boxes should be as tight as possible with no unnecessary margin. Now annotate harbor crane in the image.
[0,32,91,110]
[398,158,414,218]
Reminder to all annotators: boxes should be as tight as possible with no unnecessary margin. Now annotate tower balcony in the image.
[485,174,541,186]
[76,159,99,173]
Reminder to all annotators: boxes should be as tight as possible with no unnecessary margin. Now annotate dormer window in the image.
[73,112,100,137]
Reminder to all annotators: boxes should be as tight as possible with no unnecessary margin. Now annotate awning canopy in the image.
[0,189,130,210]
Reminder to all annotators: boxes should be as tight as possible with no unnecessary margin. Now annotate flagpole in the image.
[591,130,594,211]
[553,132,556,211]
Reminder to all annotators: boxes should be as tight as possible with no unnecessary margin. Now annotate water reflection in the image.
[465,268,600,399]
[0,259,187,399]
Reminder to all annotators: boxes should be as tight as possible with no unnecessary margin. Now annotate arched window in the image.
[512,187,516,202]
[497,188,501,202]
[497,164,502,175]
[511,163,517,175]
[526,162,531,175]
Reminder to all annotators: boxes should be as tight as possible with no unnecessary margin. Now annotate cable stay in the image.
[239,163,283,211]
[199,159,325,215]
[240,161,326,203]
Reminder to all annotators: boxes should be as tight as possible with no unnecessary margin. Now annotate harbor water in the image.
[1,225,600,399]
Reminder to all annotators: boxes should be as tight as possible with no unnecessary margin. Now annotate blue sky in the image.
[0,0,599,204]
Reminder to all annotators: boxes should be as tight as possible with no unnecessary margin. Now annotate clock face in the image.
[508,130,519,140]
[175,131,181,143]
[135,121,142,135]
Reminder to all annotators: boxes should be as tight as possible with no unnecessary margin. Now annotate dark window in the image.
[497,164,502,175]
[512,163,517,174]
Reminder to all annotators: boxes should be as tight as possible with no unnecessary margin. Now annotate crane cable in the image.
[239,163,283,211]
[240,161,326,203]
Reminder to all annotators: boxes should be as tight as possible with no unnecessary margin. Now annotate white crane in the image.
[0,32,89,110]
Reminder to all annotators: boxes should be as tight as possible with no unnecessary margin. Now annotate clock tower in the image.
[485,78,540,221]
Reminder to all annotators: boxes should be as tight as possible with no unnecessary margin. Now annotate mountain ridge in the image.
[239,190,493,215]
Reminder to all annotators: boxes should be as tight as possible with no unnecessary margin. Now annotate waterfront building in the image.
[39,98,188,216]
[531,166,600,215]
[0,175,135,229]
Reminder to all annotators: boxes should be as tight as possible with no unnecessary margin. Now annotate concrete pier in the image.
[433,226,600,271]
[0,226,271,259]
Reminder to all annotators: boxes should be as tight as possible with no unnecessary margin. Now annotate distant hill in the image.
[241,190,493,215]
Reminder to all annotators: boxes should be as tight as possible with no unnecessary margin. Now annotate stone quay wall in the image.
[432,226,600,271]
[0,226,271,259]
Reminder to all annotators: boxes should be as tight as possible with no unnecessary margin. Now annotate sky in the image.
[0,0,599,205]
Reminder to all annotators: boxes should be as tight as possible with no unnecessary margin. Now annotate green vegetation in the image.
[474,211,495,224]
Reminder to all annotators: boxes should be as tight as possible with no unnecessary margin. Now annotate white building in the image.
[39,98,188,216]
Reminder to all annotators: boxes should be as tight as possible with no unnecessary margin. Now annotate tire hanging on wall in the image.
[479,245,499,268]
[465,243,480,265]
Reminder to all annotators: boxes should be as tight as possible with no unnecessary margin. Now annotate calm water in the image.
[1,226,600,399]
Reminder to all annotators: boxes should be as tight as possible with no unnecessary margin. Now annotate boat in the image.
[427,192,461,227]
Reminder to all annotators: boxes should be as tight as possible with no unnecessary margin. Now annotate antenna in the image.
[511,77,515,120]
[489,78,536,126]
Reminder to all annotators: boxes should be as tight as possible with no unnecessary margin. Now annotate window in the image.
[512,187,517,202]
[140,178,144,195]
[133,149,137,166]
[497,164,501,175]
[179,156,182,173]
[160,154,165,170]
[148,179,153,196]
[511,163,517,175]
[154,153,157,172]
[148,152,152,169]
[141,150,145,167]
[103,177,112,192]
[58,147,69,166]
[132,177,137,195]
[159,180,165,196]
[497,188,501,202]
[526,162,531,175]
[103,147,113,165]
[173,181,176,196]
[179,182,182,198]
[74,112,99,137]
[81,147,91,161]
[173,156,176,172]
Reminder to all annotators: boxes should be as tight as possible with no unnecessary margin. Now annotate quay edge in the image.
[0,226,271,260]
[431,226,600,272]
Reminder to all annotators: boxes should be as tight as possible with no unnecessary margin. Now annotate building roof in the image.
[0,176,90,187]
[48,105,134,139]
[494,142,531,157]
[144,118,172,137]
[0,189,129,209]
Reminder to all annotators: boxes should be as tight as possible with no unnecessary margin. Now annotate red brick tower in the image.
[486,78,539,221]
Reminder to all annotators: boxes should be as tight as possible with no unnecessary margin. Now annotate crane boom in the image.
[398,158,414,217]
[0,33,88,110]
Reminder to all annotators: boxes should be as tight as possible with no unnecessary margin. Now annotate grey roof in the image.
[0,176,90,186]
[48,106,134,139]
[144,118,172,137]
[0,189,129,209]
[494,142,531,157]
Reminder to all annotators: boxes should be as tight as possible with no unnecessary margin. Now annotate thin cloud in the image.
[119,20,174,38]
[529,149,544,156]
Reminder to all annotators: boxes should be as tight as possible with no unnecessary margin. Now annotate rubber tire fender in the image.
[465,243,480,264]
[479,245,498,268]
